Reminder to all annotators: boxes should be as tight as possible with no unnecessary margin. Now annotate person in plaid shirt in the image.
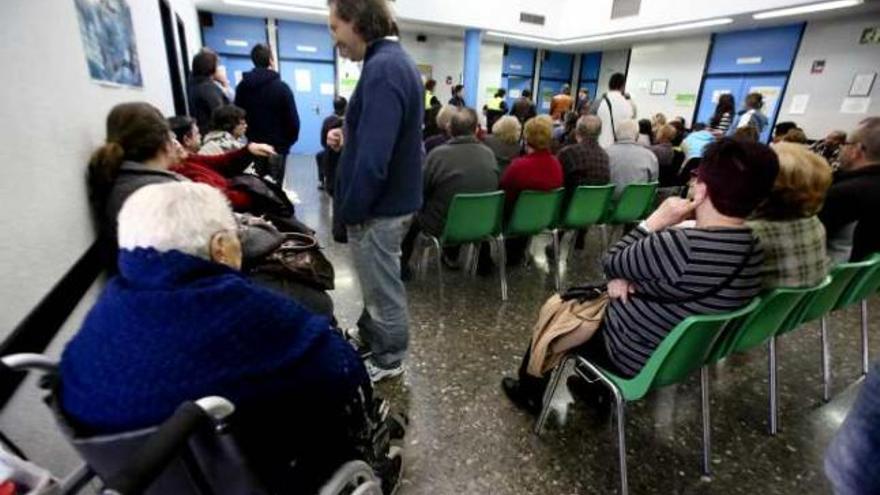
[748,143,833,288]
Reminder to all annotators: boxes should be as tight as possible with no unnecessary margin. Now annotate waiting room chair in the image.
[0,354,383,495]
[605,182,658,225]
[503,189,564,291]
[705,286,817,435]
[534,299,760,495]
[419,191,507,300]
[551,185,615,287]
[828,253,880,376]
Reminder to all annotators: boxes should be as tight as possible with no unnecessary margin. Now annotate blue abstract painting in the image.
[74,0,143,87]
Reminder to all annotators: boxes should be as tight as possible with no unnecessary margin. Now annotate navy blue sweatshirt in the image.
[234,67,300,155]
[336,39,424,225]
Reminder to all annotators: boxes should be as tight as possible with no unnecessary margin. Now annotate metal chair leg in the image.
[700,366,712,476]
[430,237,443,287]
[861,299,870,376]
[821,316,832,402]
[552,229,561,292]
[613,389,629,495]
[534,356,570,435]
[497,235,508,301]
[768,337,778,436]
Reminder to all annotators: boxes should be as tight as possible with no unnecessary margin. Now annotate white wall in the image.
[597,49,630,97]
[400,32,464,103]
[777,15,880,138]
[0,0,200,339]
[626,35,711,122]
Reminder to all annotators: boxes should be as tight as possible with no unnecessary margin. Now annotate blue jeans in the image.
[348,215,411,368]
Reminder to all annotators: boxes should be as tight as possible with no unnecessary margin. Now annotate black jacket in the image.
[188,76,228,131]
[235,68,300,155]
[819,163,880,261]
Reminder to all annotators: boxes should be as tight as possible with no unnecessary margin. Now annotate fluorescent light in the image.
[223,0,329,15]
[561,17,734,45]
[485,31,556,45]
[753,0,862,19]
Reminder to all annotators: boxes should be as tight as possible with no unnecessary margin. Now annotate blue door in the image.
[538,79,568,114]
[280,60,335,155]
[218,55,254,92]
[503,76,532,109]
[695,75,744,128]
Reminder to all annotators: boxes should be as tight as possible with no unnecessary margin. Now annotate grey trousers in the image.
[348,215,412,368]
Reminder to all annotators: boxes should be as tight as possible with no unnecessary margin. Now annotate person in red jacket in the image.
[168,115,275,211]
[499,115,563,265]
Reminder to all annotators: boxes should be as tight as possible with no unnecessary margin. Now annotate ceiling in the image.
[193,0,880,51]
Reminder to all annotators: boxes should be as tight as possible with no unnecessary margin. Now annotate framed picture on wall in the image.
[73,0,143,87]
[650,79,668,95]
[849,72,876,97]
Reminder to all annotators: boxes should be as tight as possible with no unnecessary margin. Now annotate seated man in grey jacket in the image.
[401,107,499,279]
[607,119,659,195]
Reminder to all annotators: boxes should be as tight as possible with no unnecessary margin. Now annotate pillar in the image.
[463,29,482,108]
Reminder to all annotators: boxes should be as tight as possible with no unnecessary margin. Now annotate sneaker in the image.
[342,327,372,358]
[366,360,405,383]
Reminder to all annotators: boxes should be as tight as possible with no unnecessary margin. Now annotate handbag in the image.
[252,233,335,291]
[526,284,610,377]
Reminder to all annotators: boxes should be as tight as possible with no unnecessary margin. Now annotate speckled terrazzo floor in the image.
[287,155,875,495]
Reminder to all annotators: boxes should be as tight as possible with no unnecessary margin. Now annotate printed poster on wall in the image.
[73,0,143,87]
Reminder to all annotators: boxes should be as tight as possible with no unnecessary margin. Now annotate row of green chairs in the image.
[416,183,658,300]
[534,253,880,495]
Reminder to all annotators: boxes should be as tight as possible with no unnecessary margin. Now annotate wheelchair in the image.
[0,353,387,495]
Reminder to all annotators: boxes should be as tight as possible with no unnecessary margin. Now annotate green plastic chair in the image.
[535,299,760,494]
[551,185,615,288]
[420,191,508,300]
[605,182,658,225]
[830,253,880,375]
[789,257,880,400]
[502,189,565,290]
[706,287,815,435]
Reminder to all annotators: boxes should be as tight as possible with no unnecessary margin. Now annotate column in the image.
[463,29,482,108]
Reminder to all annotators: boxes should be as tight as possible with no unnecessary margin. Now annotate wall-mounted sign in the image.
[650,79,668,95]
[850,72,877,97]
[674,93,696,107]
[811,60,826,74]
[225,39,248,47]
[736,56,762,65]
[296,45,318,53]
[860,27,880,44]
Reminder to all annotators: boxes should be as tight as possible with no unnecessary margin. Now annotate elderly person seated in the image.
[810,130,847,170]
[606,119,659,195]
[424,105,458,155]
[88,102,330,316]
[483,115,523,173]
[400,108,499,279]
[499,115,563,265]
[748,143,832,288]
[199,104,248,155]
[502,138,778,412]
[60,182,402,493]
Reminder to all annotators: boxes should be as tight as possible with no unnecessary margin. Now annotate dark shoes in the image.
[501,377,541,415]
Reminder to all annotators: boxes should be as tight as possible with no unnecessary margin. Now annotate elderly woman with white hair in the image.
[59,183,402,494]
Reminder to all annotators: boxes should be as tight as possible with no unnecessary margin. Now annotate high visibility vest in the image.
[425,91,434,108]
[486,96,504,111]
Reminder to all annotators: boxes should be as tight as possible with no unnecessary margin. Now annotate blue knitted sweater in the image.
[60,248,367,433]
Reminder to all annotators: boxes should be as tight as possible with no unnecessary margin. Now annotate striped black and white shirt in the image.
[601,225,764,377]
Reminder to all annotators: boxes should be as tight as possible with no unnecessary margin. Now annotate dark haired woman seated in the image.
[502,138,780,412]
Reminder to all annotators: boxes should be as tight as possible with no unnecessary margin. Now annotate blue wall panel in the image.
[277,20,335,62]
[503,75,533,108]
[579,52,602,81]
[202,14,267,56]
[540,51,574,81]
[503,46,536,77]
[707,24,803,75]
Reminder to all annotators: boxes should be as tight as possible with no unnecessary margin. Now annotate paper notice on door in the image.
[294,69,312,92]
[509,89,522,99]
[320,83,335,95]
[841,97,871,114]
[788,94,809,115]
[234,70,243,85]
[711,89,732,104]
[748,86,782,113]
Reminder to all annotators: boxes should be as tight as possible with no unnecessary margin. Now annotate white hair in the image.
[615,119,640,142]
[117,182,236,259]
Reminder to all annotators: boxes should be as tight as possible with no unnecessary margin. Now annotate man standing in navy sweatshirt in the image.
[326,0,424,382]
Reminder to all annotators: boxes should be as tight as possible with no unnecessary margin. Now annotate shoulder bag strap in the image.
[604,95,617,142]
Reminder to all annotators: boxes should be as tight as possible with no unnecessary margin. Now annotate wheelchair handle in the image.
[101,396,235,495]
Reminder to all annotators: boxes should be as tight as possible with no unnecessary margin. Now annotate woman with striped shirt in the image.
[503,138,780,412]
[709,93,736,136]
